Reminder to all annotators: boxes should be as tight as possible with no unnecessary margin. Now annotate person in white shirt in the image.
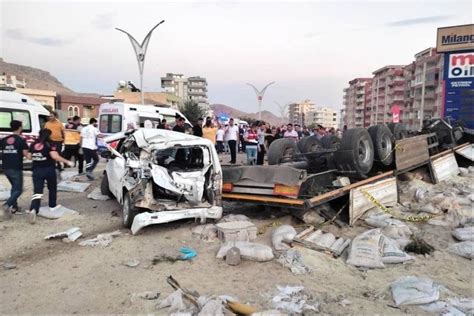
[225,118,239,164]
[80,118,100,180]
[216,125,225,154]
[283,123,299,142]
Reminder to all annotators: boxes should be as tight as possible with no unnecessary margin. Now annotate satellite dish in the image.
[118,80,126,87]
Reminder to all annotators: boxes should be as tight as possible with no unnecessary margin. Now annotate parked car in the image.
[101,128,223,234]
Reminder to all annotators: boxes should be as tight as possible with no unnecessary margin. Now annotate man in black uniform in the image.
[0,120,29,219]
[27,129,73,224]
[172,117,186,133]
[193,118,203,137]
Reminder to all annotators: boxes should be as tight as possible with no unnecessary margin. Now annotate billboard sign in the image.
[443,52,474,129]
[391,105,400,123]
[437,24,474,53]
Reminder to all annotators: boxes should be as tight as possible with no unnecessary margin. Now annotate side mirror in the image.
[101,151,112,159]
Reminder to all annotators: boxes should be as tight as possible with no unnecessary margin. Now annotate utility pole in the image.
[274,101,290,126]
[116,20,165,105]
[246,82,275,120]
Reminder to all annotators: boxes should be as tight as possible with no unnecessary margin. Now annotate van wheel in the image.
[122,192,138,228]
[298,136,323,153]
[321,135,341,149]
[368,125,394,166]
[268,139,298,165]
[100,173,114,198]
[334,128,374,177]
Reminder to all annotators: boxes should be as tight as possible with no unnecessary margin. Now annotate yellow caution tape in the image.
[258,220,282,235]
[380,143,404,162]
[360,189,439,222]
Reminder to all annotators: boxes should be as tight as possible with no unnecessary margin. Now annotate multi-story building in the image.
[56,94,103,124]
[305,106,339,129]
[161,73,208,104]
[370,65,406,126]
[288,99,315,126]
[343,78,372,128]
[403,48,444,131]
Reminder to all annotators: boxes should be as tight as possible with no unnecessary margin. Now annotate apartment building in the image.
[403,48,444,131]
[288,99,315,126]
[161,73,208,104]
[305,106,339,129]
[369,65,406,126]
[342,78,372,128]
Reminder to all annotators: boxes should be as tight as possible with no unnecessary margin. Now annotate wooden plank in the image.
[222,193,305,206]
[304,171,393,208]
[349,177,398,225]
[455,143,474,161]
[430,152,459,183]
[395,135,430,171]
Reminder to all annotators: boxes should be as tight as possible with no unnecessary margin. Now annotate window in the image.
[68,105,79,117]
[0,110,32,132]
[100,114,122,133]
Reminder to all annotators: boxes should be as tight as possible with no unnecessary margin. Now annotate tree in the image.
[179,100,207,124]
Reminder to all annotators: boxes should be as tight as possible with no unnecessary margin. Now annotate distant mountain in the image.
[211,104,283,126]
[0,58,75,94]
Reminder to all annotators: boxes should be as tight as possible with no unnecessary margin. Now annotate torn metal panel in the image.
[349,177,398,225]
[455,143,474,161]
[430,152,459,183]
[131,206,223,235]
[395,135,430,171]
[44,227,82,241]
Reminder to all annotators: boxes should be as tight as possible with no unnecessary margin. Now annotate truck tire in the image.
[100,172,114,198]
[321,135,341,149]
[368,125,394,166]
[268,138,298,165]
[387,123,408,140]
[297,136,323,153]
[122,191,138,228]
[334,128,374,177]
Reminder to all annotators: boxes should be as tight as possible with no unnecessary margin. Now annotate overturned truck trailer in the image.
[101,129,223,234]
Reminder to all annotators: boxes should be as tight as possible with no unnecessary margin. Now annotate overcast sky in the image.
[1,0,472,115]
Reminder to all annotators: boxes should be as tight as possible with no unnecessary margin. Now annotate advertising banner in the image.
[443,52,474,128]
[437,24,474,53]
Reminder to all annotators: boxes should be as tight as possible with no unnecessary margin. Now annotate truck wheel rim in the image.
[381,134,392,158]
[282,147,295,162]
[358,139,371,164]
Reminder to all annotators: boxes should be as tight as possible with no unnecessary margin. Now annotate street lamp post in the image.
[246,81,275,120]
[116,20,165,105]
[274,101,290,126]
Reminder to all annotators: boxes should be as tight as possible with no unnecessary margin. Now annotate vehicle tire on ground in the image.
[268,138,298,165]
[387,123,408,140]
[321,135,341,149]
[100,172,114,198]
[297,136,323,153]
[368,125,395,166]
[122,191,138,228]
[334,128,374,177]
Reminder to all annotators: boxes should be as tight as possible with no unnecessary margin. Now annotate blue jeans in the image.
[3,169,23,209]
[246,145,257,165]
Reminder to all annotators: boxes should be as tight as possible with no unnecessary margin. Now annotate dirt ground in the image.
[0,160,473,314]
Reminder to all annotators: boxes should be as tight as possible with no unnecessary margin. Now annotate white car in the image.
[101,128,223,234]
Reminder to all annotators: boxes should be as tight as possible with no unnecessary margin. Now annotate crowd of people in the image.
[0,112,100,223]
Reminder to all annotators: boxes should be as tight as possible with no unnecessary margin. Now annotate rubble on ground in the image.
[87,188,110,201]
[217,241,274,262]
[44,227,82,242]
[270,285,320,314]
[191,224,218,242]
[78,230,122,247]
[216,220,257,242]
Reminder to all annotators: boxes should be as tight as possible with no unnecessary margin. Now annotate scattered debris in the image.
[153,247,197,264]
[191,224,218,242]
[78,230,122,247]
[123,259,141,268]
[289,226,351,258]
[217,241,274,262]
[447,241,474,259]
[332,176,350,187]
[3,262,16,270]
[57,181,91,193]
[271,285,319,314]
[60,170,79,181]
[391,276,440,306]
[218,214,250,223]
[44,227,82,242]
[38,206,79,219]
[452,226,474,241]
[226,300,257,315]
[346,229,385,269]
[258,220,282,235]
[271,225,297,251]
[156,290,188,313]
[87,188,110,201]
[132,290,160,300]
[404,236,434,255]
[216,220,257,242]
[277,249,312,275]
[459,167,470,177]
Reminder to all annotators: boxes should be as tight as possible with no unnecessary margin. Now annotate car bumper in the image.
[130,206,223,235]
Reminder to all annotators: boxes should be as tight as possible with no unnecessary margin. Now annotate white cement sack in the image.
[448,241,474,259]
[346,229,385,269]
[314,233,336,249]
[216,241,274,262]
[452,227,474,241]
[391,276,440,306]
[382,237,414,264]
[272,225,297,251]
